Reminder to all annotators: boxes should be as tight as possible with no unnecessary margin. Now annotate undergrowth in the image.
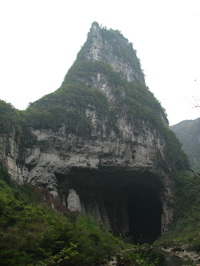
[154,171,200,252]
[0,165,157,265]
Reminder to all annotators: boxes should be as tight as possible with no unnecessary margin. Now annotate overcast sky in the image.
[0,0,200,125]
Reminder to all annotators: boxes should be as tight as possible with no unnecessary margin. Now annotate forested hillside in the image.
[171,118,200,172]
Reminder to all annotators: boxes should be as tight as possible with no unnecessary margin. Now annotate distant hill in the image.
[171,118,200,172]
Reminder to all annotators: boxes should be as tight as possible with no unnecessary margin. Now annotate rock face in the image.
[80,22,145,83]
[0,22,187,244]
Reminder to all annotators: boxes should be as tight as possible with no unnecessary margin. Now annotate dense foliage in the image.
[0,100,23,138]
[171,119,200,171]
[0,165,157,265]
[65,62,158,131]
[0,62,188,170]
[0,22,194,263]
[0,22,188,171]
[154,171,200,252]
[24,60,188,170]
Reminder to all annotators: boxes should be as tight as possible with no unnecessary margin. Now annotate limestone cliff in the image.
[0,22,189,243]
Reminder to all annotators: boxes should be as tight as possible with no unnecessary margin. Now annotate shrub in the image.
[0,166,157,265]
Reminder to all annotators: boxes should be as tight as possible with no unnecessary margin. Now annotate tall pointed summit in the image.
[0,22,189,243]
[73,22,145,83]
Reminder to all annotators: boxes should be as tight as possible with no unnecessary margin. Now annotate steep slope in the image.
[171,118,200,172]
[0,22,189,244]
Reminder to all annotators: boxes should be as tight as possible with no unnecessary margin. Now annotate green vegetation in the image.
[24,81,109,136]
[0,22,187,171]
[0,100,23,138]
[171,119,200,171]
[0,23,192,261]
[154,171,200,252]
[0,23,196,264]
[65,60,188,170]
[63,59,165,128]
[0,58,186,170]
[76,22,144,82]
[0,165,157,265]
[163,129,189,170]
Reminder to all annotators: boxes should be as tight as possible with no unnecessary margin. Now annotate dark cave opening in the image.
[66,169,163,245]
[128,185,162,244]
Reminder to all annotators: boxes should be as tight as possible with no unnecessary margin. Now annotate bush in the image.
[0,166,157,265]
[154,171,200,248]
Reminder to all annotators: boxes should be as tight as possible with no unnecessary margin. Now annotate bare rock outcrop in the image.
[0,22,188,243]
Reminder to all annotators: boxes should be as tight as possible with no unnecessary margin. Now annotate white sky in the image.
[0,0,200,125]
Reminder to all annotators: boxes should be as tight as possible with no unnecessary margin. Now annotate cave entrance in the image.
[128,185,162,244]
[66,168,163,244]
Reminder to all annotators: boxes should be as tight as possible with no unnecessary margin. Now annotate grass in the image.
[0,165,157,265]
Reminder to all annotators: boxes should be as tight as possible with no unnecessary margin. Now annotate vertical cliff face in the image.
[75,22,145,83]
[0,22,189,243]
